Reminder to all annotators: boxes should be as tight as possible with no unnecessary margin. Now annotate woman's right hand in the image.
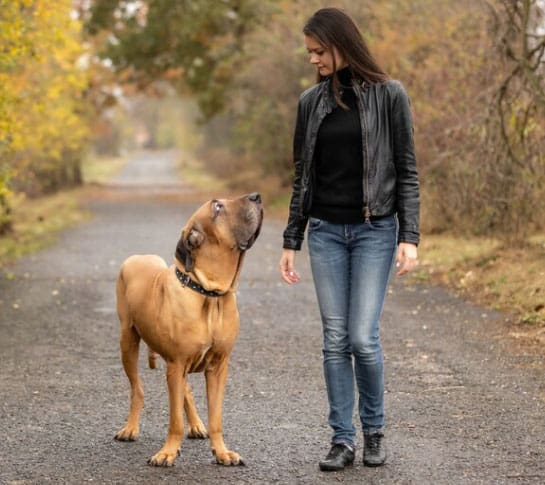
[279,249,300,285]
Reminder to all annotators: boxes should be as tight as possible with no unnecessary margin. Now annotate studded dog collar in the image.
[174,267,225,297]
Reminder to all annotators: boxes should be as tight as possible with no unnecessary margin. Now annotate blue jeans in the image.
[307,215,398,447]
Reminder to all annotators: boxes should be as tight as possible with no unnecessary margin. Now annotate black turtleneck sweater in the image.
[310,67,364,224]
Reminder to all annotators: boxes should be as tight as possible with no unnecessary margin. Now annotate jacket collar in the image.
[320,73,366,112]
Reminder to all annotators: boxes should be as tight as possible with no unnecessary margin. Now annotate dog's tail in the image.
[148,347,158,369]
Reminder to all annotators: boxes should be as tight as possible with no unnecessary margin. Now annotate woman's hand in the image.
[279,249,300,284]
[396,242,418,276]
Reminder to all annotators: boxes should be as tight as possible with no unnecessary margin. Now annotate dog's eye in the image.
[213,200,224,217]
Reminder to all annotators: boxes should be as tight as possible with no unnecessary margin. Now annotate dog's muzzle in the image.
[237,193,263,251]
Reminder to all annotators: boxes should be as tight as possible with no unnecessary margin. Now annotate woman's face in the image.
[304,35,346,76]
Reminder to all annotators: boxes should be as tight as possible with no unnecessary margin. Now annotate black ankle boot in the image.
[319,443,355,471]
[363,431,386,466]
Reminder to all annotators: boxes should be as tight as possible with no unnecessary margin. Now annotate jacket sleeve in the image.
[390,81,420,245]
[282,98,309,250]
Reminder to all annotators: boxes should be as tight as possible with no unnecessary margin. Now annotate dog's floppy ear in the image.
[175,225,205,272]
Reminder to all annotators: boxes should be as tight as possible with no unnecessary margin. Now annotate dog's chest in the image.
[171,293,238,373]
[188,343,217,373]
[188,321,237,373]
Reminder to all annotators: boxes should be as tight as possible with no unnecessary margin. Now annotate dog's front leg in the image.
[148,362,186,466]
[205,360,244,466]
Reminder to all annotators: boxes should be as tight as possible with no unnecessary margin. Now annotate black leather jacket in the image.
[283,77,420,250]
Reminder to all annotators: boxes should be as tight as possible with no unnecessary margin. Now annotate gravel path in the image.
[1,151,544,484]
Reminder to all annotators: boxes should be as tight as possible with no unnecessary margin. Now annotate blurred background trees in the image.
[1,0,544,243]
[0,0,89,234]
[83,0,270,119]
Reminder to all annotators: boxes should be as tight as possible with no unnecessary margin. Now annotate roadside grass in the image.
[0,190,89,269]
[81,153,128,184]
[0,154,127,269]
[415,234,545,331]
[177,152,228,192]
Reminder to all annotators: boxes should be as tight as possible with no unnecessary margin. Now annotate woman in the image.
[279,8,420,472]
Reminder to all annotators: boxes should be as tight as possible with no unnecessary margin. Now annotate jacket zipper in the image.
[357,83,371,224]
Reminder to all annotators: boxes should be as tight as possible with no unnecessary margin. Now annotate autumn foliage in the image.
[0,0,89,233]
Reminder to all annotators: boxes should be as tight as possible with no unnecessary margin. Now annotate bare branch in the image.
[527,36,545,59]
[496,68,526,169]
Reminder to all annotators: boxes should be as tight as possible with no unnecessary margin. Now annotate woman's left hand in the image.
[396,242,418,276]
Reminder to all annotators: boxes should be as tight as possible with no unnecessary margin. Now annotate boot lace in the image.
[366,433,383,454]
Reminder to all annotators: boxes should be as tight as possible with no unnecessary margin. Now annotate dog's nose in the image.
[248,192,261,203]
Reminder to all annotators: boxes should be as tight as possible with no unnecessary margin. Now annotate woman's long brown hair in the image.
[303,8,389,108]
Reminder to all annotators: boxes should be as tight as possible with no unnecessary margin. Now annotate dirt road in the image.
[1,151,544,484]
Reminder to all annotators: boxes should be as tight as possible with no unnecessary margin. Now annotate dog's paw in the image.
[213,449,245,466]
[187,422,208,439]
[114,426,139,442]
[147,448,180,467]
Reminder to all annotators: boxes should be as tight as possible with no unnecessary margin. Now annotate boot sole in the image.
[363,458,386,467]
[319,460,354,471]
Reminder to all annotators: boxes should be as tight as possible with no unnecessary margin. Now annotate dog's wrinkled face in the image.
[176,193,263,273]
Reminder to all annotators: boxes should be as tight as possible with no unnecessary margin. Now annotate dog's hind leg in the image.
[148,347,158,369]
[184,382,208,439]
[114,324,144,442]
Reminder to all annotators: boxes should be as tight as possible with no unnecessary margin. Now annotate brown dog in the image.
[114,193,263,467]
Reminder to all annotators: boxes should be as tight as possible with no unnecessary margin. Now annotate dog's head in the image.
[175,193,263,286]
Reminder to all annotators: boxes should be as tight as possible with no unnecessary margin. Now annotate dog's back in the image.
[117,254,166,311]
